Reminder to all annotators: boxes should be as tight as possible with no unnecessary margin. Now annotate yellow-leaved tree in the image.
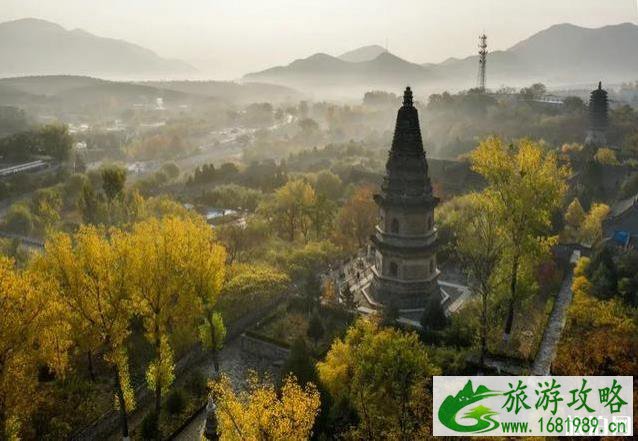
[129,216,225,440]
[210,373,320,441]
[260,178,316,242]
[0,257,70,440]
[471,137,568,339]
[35,226,136,440]
[578,203,610,246]
[563,198,586,241]
[334,185,378,253]
[317,318,440,440]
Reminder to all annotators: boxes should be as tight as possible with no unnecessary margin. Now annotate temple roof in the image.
[378,87,436,208]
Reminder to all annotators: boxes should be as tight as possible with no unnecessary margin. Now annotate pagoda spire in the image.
[378,87,435,207]
[403,86,413,106]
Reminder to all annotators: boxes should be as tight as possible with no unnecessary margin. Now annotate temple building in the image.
[369,87,440,309]
[584,81,609,150]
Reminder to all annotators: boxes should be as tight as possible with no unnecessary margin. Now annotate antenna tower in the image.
[477,34,488,92]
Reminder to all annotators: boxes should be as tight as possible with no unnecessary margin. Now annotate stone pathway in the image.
[532,272,574,375]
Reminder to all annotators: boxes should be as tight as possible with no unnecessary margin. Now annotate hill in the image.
[431,22,638,88]
[244,22,638,95]
[0,18,195,79]
[244,52,433,98]
[141,80,302,104]
[0,75,213,117]
[339,45,387,62]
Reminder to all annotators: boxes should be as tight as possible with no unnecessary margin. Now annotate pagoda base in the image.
[370,274,440,309]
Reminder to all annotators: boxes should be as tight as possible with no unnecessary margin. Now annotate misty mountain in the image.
[434,22,638,88]
[0,75,214,117]
[243,51,433,97]
[244,22,638,95]
[0,18,196,79]
[338,45,387,62]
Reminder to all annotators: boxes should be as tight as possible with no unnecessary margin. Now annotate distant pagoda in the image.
[370,87,440,309]
[584,81,609,149]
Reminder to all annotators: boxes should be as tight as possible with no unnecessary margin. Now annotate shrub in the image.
[186,369,208,397]
[141,412,158,440]
[166,388,187,415]
[4,203,34,235]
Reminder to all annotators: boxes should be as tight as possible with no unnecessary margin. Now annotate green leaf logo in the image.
[438,380,503,433]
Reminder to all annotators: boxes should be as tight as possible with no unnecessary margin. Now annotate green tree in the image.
[38,124,73,160]
[317,318,440,439]
[101,165,127,201]
[314,170,342,200]
[471,137,568,339]
[4,203,34,235]
[307,313,325,347]
[455,193,503,367]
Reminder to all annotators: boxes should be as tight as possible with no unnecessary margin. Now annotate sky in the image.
[2,0,638,79]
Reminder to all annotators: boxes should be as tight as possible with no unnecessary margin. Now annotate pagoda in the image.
[584,81,609,150]
[370,87,440,309]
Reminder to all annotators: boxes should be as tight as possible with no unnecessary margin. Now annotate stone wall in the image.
[240,333,291,361]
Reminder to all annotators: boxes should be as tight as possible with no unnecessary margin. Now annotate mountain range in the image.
[244,22,638,96]
[2,18,638,97]
[0,18,195,79]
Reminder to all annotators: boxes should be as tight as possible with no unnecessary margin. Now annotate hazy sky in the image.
[2,0,638,79]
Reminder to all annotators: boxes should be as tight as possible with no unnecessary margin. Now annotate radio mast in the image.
[477,34,488,92]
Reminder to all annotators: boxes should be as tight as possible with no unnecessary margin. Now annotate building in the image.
[584,81,609,150]
[369,87,440,309]
[604,192,638,248]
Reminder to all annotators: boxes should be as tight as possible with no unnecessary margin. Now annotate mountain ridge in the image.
[244,22,638,94]
[0,18,196,79]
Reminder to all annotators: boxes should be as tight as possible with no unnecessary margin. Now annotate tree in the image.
[101,165,127,201]
[321,279,338,304]
[307,313,325,347]
[38,124,73,160]
[471,137,568,339]
[31,188,62,232]
[220,263,290,321]
[564,198,586,230]
[185,226,227,373]
[314,170,342,200]
[455,193,503,367]
[334,185,378,252]
[307,194,336,240]
[578,203,610,246]
[263,179,316,241]
[210,373,320,441]
[0,257,69,439]
[129,217,212,439]
[420,294,448,333]
[37,227,136,440]
[283,339,316,386]
[554,264,637,376]
[317,318,440,440]
[340,283,359,311]
[3,203,33,235]
[160,162,180,180]
[304,274,323,312]
[594,147,619,165]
